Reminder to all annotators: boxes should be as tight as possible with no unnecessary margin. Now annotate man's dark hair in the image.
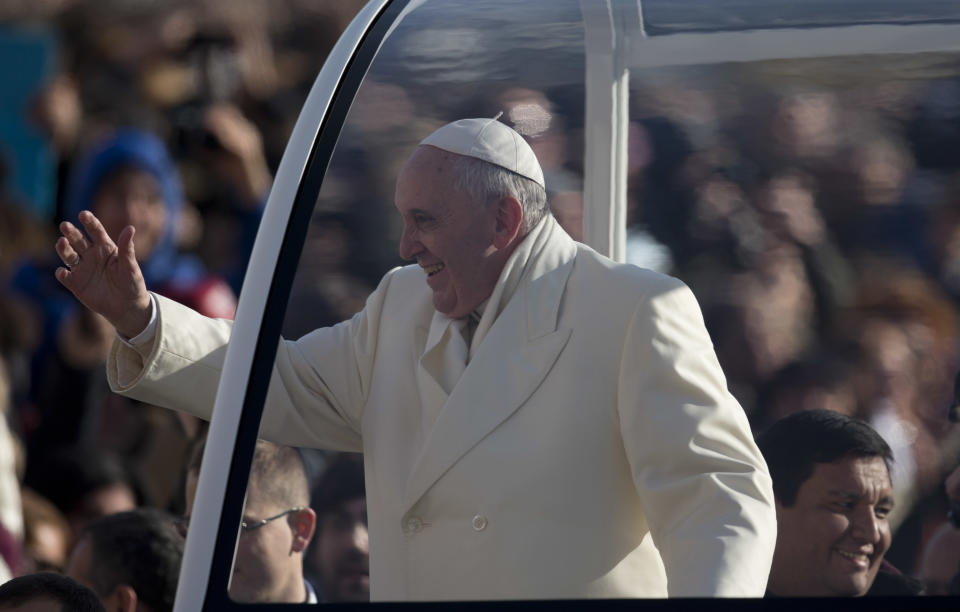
[79,508,184,612]
[756,409,893,507]
[0,572,106,612]
[311,453,365,517]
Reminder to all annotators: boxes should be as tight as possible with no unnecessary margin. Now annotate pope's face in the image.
[395,146,502,319]
[770,455,893,597]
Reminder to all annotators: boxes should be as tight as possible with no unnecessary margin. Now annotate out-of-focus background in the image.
[0,0,366,588]
[2,0,960,602]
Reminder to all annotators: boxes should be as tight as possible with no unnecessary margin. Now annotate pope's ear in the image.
[492,195,523,248]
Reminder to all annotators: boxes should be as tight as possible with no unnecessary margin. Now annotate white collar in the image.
[469,214,553,355]
[304,578,319,604]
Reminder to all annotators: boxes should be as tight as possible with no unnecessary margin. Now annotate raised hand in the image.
[203,104,271,206]
[55,210,152,339]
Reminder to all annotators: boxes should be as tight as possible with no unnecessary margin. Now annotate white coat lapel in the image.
[416,314,463,432]
[403,220,577,511]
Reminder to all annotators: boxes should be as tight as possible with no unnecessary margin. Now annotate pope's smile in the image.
[423,262,445,276]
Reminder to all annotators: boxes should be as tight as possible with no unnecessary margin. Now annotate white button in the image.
[472,515,488,531]
[404,516,423,533]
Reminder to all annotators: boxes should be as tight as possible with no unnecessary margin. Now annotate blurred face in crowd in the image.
[312,498,369,602]
[93,167,168,260]
[769,455,893,596]
[395,146,510,319]
[24,521,70,573]
[68,484,137,542]
[857,318,917,407]
[918,523,960,595]
[771,91,840,160]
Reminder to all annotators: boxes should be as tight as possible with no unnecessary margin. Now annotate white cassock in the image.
[108,214,776,600]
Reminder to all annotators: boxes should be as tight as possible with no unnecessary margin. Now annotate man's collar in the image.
[304,578,319,603]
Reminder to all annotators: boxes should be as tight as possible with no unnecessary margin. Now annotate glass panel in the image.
[231,0,960,604]
[626,35,960,576]
[293,0,588,298]
[275,4,587,603]
[241,0,590,604]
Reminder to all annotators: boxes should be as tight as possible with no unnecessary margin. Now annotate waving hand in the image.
[55,210,153,339]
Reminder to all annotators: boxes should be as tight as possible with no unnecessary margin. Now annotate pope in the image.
[56,117,777,600]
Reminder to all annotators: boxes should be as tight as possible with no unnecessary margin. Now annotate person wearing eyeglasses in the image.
[182,437,317,603]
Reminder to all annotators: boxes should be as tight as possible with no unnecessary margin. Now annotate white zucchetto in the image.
[419,116,545,188]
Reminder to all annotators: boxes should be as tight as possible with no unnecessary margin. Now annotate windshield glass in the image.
[225,0,960,604]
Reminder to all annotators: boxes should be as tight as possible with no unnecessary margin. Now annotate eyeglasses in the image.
[240,507,303,532]
[174,507,303,537]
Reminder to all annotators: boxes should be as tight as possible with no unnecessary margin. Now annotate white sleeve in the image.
[118,293,158,350]
[617,275,777,597]
[106,269,404,453]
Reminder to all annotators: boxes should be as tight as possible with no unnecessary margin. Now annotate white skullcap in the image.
[419,116,545,188]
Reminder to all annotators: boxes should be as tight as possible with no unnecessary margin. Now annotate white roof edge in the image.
[630,22,960,67]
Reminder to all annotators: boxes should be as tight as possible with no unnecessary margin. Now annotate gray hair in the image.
[451,155,549,233]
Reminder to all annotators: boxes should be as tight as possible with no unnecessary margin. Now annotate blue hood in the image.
[63,128,203,286]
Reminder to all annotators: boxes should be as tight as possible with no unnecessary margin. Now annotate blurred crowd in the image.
[620,71,960,576]
[1,0,960,605]
[0,0,371,604]
[313,46,960,594]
